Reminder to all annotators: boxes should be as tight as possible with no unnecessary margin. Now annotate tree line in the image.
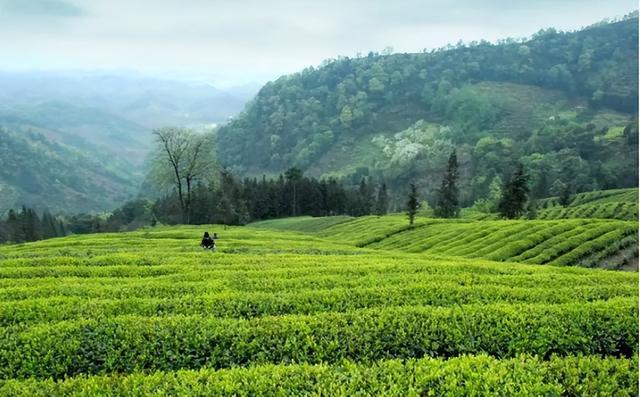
[0,127,574,244]
[407,150,533,223]
[145,127,391,226]
[153,169,390,226]
[0,207,66,244]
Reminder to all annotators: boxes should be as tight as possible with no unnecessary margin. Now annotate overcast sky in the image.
[0,0,636,87]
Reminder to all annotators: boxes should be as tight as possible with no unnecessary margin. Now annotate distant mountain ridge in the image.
[0,71,252,129]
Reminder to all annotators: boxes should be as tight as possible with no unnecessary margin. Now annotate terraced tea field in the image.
[536,188,639,221]
[254,216,639,270]
[0,222,637,395]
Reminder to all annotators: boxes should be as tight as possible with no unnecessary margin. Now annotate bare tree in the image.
[151,127,217,223]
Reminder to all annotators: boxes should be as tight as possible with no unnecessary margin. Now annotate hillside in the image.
[251,215,639,270]
[0,225,636,394]
[0,72,254,213]
[218,17,639,204]
[0,127,139,213]
[536,187,638,220]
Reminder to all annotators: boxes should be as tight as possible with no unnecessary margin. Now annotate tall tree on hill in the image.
[375,183,389,215]
[6,209,21,243]
[19,206,41,242]
[558,183,573,207]
[434,150,460,218]
[356,178,374,216]
[150,127,217,224]
[285,167,303,217]
[40,210,59,239]
[498,163,530,219]
[56,219,66,237]
[406,183,419,225]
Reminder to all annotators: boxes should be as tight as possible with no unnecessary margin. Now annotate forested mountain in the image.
[0,126,138,213]
[0,72,254,212]
[218,16,638,205]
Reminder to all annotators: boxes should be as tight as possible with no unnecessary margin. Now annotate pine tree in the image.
[374,183,388,215]
[56,220,67,237]
[356,178,373,216]
[30,209,42,241]
[498,163,530,219]
[434,150,460,218]
[558,183,573,207]
[406,183,419,225]
[21,207,35,242]
[6,209,23,243]
[526,199,538,220]
[41,211,58,239]
[284,167,303,216]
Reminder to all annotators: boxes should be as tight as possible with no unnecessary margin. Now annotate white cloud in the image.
[0,0,636,86]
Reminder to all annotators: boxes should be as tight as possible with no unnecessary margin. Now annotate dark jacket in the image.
[201,237,215,249]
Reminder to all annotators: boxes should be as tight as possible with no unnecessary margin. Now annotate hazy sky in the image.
[0,0,636,87]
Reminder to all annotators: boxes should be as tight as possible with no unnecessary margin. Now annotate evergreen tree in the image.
[0,213,6,243]
[6,209,22,243]
[356,178,373,216]
[41,210,58,239]
[21,206,40,242]
[526,199,538,220]
[406,183,419,225]
[284,167,303,216]
[498,163,530,219]
[434,150,460,218]
[90,217,103,234]
[29,209,42,241]
[374,183,389,215]
[57,220,66,237]
[558,183,573,207]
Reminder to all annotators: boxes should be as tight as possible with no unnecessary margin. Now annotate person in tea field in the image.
[201,231,215,250]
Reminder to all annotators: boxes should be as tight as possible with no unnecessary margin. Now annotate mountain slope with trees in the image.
[0,72,255,213]
[218,15,638,206]
[0,126,140,213]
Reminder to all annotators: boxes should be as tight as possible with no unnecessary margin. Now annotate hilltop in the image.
[218,17,638,204]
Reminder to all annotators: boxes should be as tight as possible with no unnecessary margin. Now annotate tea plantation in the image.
[536,188,639,221]
[253,216,638,269]
[0,221,637,395]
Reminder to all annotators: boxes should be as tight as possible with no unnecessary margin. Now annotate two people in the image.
[201,231,218,250]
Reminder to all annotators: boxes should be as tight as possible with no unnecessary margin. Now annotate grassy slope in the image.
[250,215,353,233]
[0,225,636,394]
[249,214,638,269]
[537,188,639,221]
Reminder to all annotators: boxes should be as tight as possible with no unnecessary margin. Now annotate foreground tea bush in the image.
[0,223,636,394]
[0,299,635,379]
[0,282,636,326]
[0,354,636,396]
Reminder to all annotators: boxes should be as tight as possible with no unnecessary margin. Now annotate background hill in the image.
[0,72,255,213]
[218,17,639,205]
[0,126,139,213]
